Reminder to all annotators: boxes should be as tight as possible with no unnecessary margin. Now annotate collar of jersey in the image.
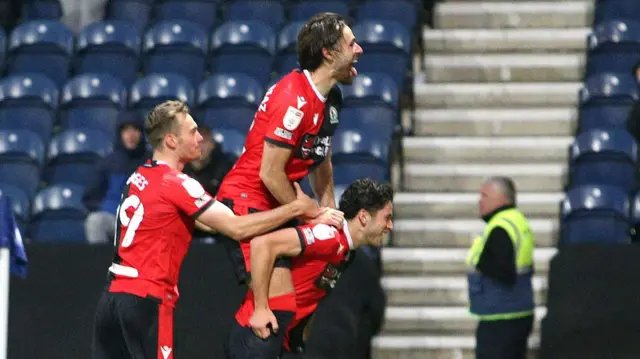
[303,69,327,103]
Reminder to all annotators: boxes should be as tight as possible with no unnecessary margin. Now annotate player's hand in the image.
[250,307,279,339]
[293,182,321,219]
[309,207,344,228]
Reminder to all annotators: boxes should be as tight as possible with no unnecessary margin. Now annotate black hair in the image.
[339,179,394,220]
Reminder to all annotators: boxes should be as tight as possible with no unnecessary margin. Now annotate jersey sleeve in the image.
[264,90,310,149]
[164,173,215,218]
[294,223,347,261]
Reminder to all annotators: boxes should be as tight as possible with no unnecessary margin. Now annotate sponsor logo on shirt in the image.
[274,127,293,140]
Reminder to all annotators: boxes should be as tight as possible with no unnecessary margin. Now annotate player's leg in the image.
[91,290,130,359]
[112,292,170,359]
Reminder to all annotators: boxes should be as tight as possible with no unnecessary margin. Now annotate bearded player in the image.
[226,179,393,358]
[215,12,363,356]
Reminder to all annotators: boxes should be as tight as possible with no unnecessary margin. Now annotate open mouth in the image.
[350,59,358,77]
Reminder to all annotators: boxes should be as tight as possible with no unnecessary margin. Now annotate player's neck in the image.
[152,151,184,171]
[345,219,363,248]
[308,67,337,97]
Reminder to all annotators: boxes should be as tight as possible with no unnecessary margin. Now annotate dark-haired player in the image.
[226,179,394,358]
[216,11,364,353]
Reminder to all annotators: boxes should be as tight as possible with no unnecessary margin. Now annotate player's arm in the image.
[196,183,319,241]
[260,142,297,205]
[308,149,336,208]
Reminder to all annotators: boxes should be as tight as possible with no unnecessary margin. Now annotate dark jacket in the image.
[82,112,150,214]
[476,205,518,287]
[183,145,236,198]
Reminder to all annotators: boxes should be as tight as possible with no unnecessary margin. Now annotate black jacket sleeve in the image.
[627,102,640,143]
[82,159,108,211]
[475,227,517,287]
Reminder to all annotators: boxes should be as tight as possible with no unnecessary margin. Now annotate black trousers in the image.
[225,310,295,359]
[92,291,174,359]
[475,315,534,359]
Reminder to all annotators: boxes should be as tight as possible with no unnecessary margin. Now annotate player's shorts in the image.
[225,310,295,359]
[218,197,300,284]
[92,289,174,359]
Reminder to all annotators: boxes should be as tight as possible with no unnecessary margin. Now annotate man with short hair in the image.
[468,176,535,359]
[91,100,337,359]
[216,12,364,353]
[226,179,393,359]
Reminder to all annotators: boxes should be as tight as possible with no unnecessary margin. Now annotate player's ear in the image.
[358,209,368,227]
[322,47,335,63]
[165,132,178,150]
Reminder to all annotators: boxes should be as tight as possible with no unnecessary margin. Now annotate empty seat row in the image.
[105,0,419,31]
[0,19,411,88]
[593,1,640,26]
[0,72,399,140]
[577,72,638,133]
[586,20,640,78]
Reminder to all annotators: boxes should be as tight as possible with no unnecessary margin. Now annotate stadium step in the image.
[395,191,561,218]
[402,136,572,163]
[414,82,581,108]
[422,28,589,53]
[382,247,557,275]
[403,163,566,192]
[412,108,576,137]
[382,275,548,306]
[372,335,539,359]
[382,306,545,333]
[392,218,557,248]
[435,1,591,29]
[422,53,584,83]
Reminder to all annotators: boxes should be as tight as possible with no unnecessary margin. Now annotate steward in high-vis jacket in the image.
[467,176,535,359]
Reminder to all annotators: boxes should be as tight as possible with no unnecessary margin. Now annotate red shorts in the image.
[217,197,299,284]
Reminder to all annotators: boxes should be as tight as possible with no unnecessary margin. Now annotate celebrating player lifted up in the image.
[91,101,333,359]
[216,11,363,356]
[227,179,394,358]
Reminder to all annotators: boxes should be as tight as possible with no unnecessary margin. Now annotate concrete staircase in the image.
[372,1,592,358]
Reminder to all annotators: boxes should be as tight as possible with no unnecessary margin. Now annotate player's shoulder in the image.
[299,223,341,246]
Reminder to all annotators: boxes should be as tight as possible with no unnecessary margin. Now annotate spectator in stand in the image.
[83,111,150,244]
[183,126,237,241]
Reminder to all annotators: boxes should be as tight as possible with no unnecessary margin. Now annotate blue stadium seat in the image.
[0,182,30,232]
[290,1,349,22]
[225,1,285,30]
[75,21,141,87]
[0,129,45,198]
[45,129,113,186]
[275,21,304,74]
[154,1,219,31]
[0,28,5,70]
[585,20,640,77]
[197,73,263,133]
[7,20,74,86]
[210,21,276,87]
[593,2,640,26]
[30,184,88,242]
[569,129,638,193]
[106,0,153,30]
[21,0,63,21]
[59,74,127,139]
[356,0,417,30]
[298,177,346,205]
[213,128,245,158]
[0,73,59,143]
[333,162,389,187]
[340,72,399,110]
[143,21,208,88]
[560,185,631,245]
[577,72,638,132]
[339,107,395,140]
[352,20,411,90]
[332,128,389,166]
[129,73,195,118]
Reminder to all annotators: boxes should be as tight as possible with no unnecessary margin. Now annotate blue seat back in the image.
[106,0,153,29]
[198,73,263,108]
[0,183,30,222]
[332,128,389,166]
[593,3,640,26]
[290,2,349,22]
[333,162,389,186]
[0,129,45,165]
[48,129,113,164]
[356,0,417,29]
[586,20,640,76]
[579,73,639,106]
[0,74,58,142]
[274,21,305,73]
[0,28,5,70]
[226,1,285,30]
[560,185,631,245]
[578,104,632,133]
[143,20,208,87]
[30,184,87,242]
[59,74,127,137]
[75,21,141,86]
[569,129,638,192]
[154,1,219,31]
[213,128,245,158]
[340,72,399,110]
[8,20,74,86]
[22,0,63,21]
[339,106,395,139]
[129,73,195,116]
